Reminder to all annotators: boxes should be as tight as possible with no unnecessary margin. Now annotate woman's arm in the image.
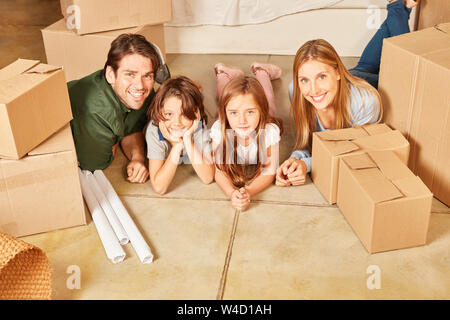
[148,143,183,195]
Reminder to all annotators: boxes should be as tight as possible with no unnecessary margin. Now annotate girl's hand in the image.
[159,122,183,146]
[231,188,250,211]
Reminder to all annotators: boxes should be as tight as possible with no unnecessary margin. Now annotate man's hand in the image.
[276,157,307,186]
[127,159,149,183]
[231,187,250,212]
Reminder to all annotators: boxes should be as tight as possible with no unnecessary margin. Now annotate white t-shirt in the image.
[210,120,281,165]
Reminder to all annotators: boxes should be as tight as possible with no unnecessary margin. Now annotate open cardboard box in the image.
[337,150,432,254]
[0,59,73,159]
[379,23,450,206]
[311,123,410,204]
[42,20,166,82]
[0,125,86,238]
[60,0,172,35]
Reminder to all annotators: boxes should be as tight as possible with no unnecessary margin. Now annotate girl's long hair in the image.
[291,39,383,152]
[215,76,283,188]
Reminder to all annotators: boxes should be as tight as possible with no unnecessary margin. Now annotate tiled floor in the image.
[3,0,450,300]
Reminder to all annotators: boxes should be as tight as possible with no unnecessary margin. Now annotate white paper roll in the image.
[84,171,129,245]
[78,169,125,264]
[93,170,154,264]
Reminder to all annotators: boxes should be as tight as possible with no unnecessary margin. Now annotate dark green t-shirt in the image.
[68,70,154,171]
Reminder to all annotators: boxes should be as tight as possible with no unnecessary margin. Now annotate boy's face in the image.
[162,96,194,139]
[106,53,155,110]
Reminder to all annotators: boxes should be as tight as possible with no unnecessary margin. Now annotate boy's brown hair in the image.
[148,76,207,125]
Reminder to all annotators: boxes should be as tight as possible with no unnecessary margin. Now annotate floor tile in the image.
[22,197,235,299]
[223,203,450,299]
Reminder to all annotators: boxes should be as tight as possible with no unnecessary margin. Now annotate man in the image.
[68,33,169,183]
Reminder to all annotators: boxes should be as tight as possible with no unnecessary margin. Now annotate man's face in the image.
[106,53,155,110]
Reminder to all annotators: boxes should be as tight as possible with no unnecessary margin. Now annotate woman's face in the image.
[162,96,194,139]
[225,93,261,137]
[297,59,341,111]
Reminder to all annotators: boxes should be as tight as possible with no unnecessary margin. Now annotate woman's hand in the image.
[231,188,250,212]
[276,158,307,186]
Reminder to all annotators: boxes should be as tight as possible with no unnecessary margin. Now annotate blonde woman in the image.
[276,39,382,187]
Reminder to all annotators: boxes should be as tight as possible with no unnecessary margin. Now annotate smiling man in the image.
[68,34,166,183]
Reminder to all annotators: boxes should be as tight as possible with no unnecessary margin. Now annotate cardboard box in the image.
[311,123,410,204]
[60,0,172,35]
[0,59,73,159]
[418,0,450,30]
[0,125,86,238]
[337,150,432,253]
[378,23,450,206]
[42,19,166,82]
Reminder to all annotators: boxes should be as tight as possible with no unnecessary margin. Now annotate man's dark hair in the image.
[103,33,160,76]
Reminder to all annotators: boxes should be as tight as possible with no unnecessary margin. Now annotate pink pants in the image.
[216,69,277,117]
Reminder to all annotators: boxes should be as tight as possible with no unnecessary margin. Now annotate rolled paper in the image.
[78,169,125,264]
[93,170,154,264]
[84,171,129,245]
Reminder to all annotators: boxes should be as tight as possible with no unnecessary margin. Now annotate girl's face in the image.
[162,96,194,139]
[297,59,340,111]
[225,93,261,137]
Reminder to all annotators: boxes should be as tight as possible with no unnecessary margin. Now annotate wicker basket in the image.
[0,233,52,300]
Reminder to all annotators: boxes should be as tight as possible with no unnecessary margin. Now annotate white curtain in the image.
[167,0,343,26]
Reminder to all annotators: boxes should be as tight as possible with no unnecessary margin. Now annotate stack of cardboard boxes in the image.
[312,123,433,254]
[0,59,86,237]
[1,1,172,238]
[42,0,172,82]
[312,23,450,254]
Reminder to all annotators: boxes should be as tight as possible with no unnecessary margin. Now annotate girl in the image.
[276,39,382,187]
[145,76,214,194]
[212,64,283,211]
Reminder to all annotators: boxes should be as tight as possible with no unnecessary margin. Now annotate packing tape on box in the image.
[0,222,19,238]
[0,161,73,191]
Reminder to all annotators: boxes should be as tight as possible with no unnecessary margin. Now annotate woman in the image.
[276,39,382,186]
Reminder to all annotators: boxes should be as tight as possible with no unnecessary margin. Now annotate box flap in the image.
[326,140,360,156]
[435,23,450,34]
[352,167,405,203]
[316,127,367,141]
[0,59,40,81]
[367,150,413,180]
[354,130,409,152]
[27,125,74,156]
[361,123,392,136]
[342,153,377,170]
[25,63,62,74]
[392,176,433,198]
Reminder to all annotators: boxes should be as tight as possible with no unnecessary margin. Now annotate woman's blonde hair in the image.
[215,76,283,188]
[291,39,383,152]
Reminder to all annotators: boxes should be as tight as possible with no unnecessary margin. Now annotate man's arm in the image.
[120,132,149,183]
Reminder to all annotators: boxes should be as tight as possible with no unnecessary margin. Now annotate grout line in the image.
[119,194,449,214]
[118,193,335,208]
[216,210,240,300]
